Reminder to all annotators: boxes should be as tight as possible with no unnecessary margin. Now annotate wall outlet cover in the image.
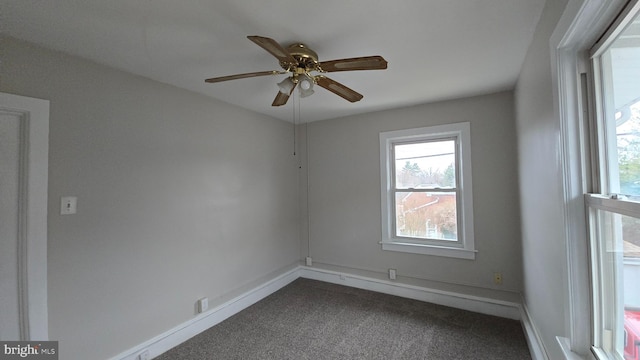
[389,268,397,280]
[494,272,503,285]
[197,297,208,313]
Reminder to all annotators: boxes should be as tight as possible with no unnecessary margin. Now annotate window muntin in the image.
[379,122,474,259]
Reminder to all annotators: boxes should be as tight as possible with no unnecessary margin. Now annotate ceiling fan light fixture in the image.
[298,74,315,98]
[277,77,295,94]
[300,87,315,98]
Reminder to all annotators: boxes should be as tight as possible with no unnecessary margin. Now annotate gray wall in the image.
[0,36,300,360]
[514,0,570,358]
[302,91,523,296]
[0,16,567,356]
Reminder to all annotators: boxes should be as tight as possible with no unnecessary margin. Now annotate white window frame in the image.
[548,0,631,357]
[588,2,640,358]
[379,122,475,260]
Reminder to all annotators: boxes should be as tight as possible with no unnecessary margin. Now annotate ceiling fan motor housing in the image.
[281,43,319,73]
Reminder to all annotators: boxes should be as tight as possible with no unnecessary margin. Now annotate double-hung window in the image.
[588,2,640,358]
[379,122,475,260]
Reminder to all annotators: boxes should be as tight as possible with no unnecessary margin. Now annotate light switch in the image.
[60,196,77,215]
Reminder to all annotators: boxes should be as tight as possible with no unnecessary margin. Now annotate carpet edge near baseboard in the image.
[111,265,544,360]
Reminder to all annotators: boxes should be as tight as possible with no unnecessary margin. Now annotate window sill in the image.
[380,241,477,260]
[557,336,591,360]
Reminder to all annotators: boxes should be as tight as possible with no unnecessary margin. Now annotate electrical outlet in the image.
[137,349,150,360]
[389,268,397,280]
[494,272,503,285]
[197,297,208,313]
[305,257,312,266]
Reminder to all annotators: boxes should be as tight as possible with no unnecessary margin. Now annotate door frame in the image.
[0,92,49,340]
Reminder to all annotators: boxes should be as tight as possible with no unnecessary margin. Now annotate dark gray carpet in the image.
[155,278,531,359]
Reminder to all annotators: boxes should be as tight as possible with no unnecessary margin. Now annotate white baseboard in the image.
[520,300,549,360]
[109,267,299,360]
[112,265,536,360]
[299,266,522,320]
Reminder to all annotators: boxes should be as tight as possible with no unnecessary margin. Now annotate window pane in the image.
[602,10,640,198]
[617,98,640,198]
[592,208,640,359]
[395,191,457,240]
[394,140,455,189]
[622,214,640,360]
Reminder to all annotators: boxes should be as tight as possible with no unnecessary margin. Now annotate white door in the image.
[0,92,49,340]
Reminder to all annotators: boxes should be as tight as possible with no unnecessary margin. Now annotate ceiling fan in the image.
[205,36,388,106]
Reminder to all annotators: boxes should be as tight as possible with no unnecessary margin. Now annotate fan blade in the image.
[315,76,363,103]
[272,83,298,106]
[318,56,387,72]
[204,70,285,83]
[247,36,297,65]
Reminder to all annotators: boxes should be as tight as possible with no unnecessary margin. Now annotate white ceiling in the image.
[0,0,546,122]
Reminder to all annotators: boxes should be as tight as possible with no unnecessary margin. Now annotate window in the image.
[379,122,475,259]
[589,2,640,358]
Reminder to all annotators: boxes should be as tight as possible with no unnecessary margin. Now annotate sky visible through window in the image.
[394,140,455,188]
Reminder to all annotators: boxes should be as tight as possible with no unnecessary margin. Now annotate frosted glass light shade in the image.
[277,77,295,94]
[299,74,314,98]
